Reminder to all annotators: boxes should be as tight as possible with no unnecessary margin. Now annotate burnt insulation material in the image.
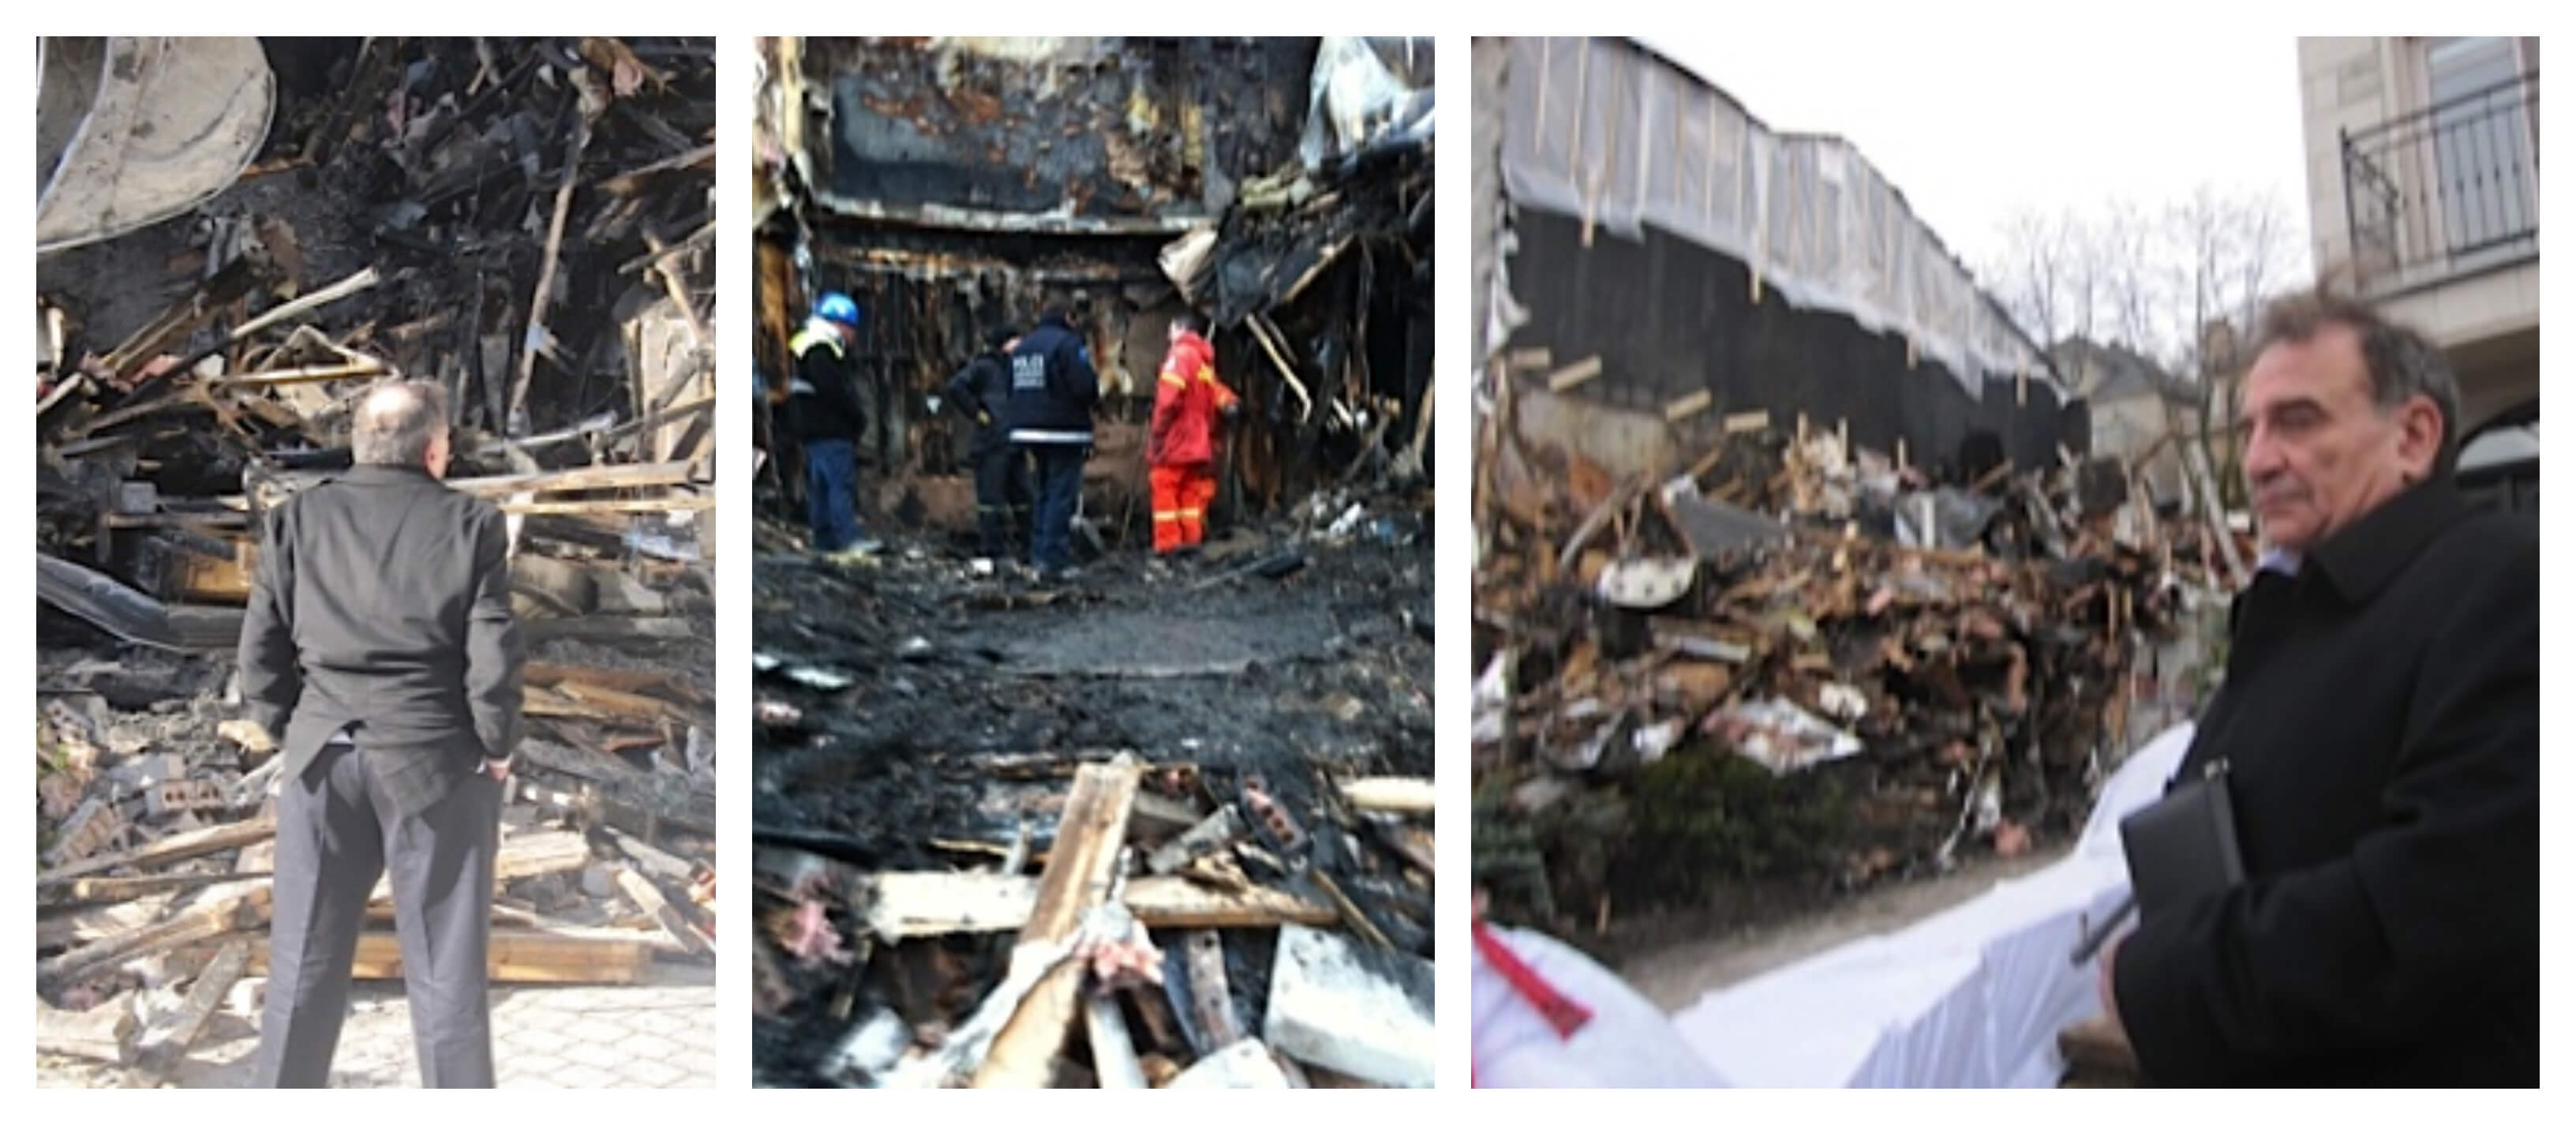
[818,38,1318,220]
[1508,209,2086,477]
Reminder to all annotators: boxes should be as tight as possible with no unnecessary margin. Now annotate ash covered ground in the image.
[751,516,1433,1086]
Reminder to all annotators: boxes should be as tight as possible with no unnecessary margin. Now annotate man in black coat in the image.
[945,324,1032,564]
[1005,304,1100,580]
[239,379,525,1087]
[2100,294,2537,1086]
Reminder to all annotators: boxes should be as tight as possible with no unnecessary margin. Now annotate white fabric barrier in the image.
[1471,924,1732,1088]
[1498,37,2060,402]
[1666,724,2192,1087]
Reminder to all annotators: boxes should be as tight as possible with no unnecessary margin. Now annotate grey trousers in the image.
[256,743,500,1088]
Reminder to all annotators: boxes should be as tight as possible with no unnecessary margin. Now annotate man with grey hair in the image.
[2098,294,2536,1086]
[239,377,524,1087]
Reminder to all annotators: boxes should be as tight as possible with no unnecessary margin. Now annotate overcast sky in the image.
[1640,33,2317,288]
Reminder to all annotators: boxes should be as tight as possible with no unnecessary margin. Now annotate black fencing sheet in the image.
[1509,210,2084,477]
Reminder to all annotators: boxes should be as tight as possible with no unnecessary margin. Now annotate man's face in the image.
[425,428,452,480]
[2238,324,2441,553]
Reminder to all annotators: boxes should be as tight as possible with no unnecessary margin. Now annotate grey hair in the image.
[2254,291,2462,478]
[351,379,451,467]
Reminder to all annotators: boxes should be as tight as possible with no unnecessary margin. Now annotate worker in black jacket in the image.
[788,292,878,557]
[1005,305,1099,579]
[945,325,1031,564]
[2100,294,2537,1086]
[239,379,524,1087]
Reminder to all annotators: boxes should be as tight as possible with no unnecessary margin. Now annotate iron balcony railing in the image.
[2342,70,2539,287]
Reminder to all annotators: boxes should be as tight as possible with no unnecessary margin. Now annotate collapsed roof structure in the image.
[755,36,1435,528]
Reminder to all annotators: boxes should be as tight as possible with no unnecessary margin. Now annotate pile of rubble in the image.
[751,496,1435,1089]
[1472,366,2222,932]
[755,756,1434,1089]
[39,36,716,645]
[34,658,717,1084]
[32,36,719,1085]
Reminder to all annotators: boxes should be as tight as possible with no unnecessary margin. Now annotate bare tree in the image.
[2166,186,2298,508]
[2096,200,2165,360]
[2059,209,2105,348]
[1986,186,2302,521]
[1994,205,2070,350]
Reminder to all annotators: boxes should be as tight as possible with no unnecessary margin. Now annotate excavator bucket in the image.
[36,36,274,255]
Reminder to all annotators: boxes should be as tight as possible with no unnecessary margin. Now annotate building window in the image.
[2424,36,2536,260]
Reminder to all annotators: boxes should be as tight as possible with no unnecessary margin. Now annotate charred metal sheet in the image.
[36,553,184,651]
[796,37,1316,225]
[1667,494,1792,559]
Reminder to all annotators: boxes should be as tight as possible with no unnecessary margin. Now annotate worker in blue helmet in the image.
[787,292,880,558]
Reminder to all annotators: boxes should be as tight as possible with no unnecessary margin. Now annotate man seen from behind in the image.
[240,379,524,1087]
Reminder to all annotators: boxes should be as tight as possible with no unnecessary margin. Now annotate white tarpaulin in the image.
[1668,724,2192,1087]
[1498,37,2056,402]
[1472,924,1731,1088]
[1300,36,1435,171]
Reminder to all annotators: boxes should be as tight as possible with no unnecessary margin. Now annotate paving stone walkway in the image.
[36,963,716,1089]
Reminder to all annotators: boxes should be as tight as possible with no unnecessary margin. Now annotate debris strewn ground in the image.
[753,500,1434,1088]
[751,37,1438,1089]
[1472,365,2230,947]
[34,36,717,1086]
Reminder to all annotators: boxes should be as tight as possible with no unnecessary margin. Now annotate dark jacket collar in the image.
[2302,480,2472,605]
[339,463,440,485]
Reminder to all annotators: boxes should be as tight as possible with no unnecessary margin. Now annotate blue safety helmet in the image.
[814,292,861,328]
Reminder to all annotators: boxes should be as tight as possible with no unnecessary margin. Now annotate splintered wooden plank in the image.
[1337,777,1436,816]
[363,828,590,906]
[1184,929,1246,1051]
[1085,993,1148,1089]
[39,892,182,950]
[521,685,641,725]
[246,926,662,984]
[523,616,696,643]
[1544,355,1604,392]
[1664,388,1713,422]
[616,865,711,956]
[862,872,1335,939]
[525,662,692,700]
[36,999,135,1064]
[447,459,702,498]
[970,759,1142,1089]
[39,815,275,883]
[40,870,264,908]
[553,681,674,722]
[38,884,270,988]
[126,938,252,1085]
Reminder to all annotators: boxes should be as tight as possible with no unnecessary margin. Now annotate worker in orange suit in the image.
[1149,311,1237,555]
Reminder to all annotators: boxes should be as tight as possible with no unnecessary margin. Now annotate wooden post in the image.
[1544,356,1604,392]
[1663,388,1712,423]
[971,760,1144,1088]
